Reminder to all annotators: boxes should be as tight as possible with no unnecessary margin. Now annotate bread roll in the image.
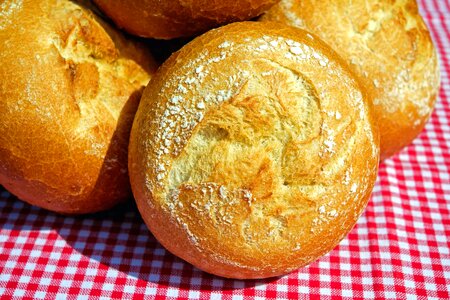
[129,22,379,279]
[0,0,157,214]
[92,0,280,39]
[261,0,440,159]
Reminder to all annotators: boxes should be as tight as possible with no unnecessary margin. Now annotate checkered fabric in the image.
[1,0,449,299]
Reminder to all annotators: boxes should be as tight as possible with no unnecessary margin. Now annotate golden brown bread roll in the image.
[92,0,280,39]
[0,0,157,214]
[260,0,440,159]
[129,22,380,279]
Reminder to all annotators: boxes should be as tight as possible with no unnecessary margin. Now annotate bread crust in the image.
[0,0,157,214]
[92,0,280,39]
[129,22,379,279]
[261,0,440,159]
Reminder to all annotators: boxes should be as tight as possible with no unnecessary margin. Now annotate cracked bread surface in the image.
[0,0,157,214]
[129,22,379,279]
[261,0,440,159]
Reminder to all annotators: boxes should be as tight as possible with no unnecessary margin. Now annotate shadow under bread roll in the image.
[260,0,440,160]
[0,0,158,214]
[129,22,380,279]
[92,0,281,39]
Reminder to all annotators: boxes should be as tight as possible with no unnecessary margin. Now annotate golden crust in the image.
[0,0,157,214]
[129,22,379,279]
[92,0,280,39]
[261,0,440,159]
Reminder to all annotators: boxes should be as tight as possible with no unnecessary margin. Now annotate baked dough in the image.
[0,0,157,214]
[129,22,379,278]
[261,0,440,159]
[92,0,280,39]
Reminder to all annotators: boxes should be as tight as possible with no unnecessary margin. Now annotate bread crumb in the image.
[269,40,279,47]
[344,170,351,185]
[243,190,253,205]
[324,138,335,153]
[177,84,188,94]
[328,210,337,217]
[196,101,205,109]
[289,46,303,55]
[219,185,227,199]
[195,65,204,74]
[258,44,269,51]
[170,95,182,104]
[218,41,231,49]
[318,205,325,214]
[185,77,196,84]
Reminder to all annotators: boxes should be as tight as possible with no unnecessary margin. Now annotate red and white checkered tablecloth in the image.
[1,0,449,299]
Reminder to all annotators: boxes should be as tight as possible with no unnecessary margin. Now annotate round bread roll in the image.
[0,0,157,214]
[129,22,379,279]
[260,0,440,159]
[92,0,280,39]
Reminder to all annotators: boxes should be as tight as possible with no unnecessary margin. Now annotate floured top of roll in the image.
[129,21,379,279]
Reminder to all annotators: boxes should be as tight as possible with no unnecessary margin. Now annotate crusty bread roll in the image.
[0,0,157,214]
[129,22,380,279]
[92,0,280,39]
[261,0,440,159]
